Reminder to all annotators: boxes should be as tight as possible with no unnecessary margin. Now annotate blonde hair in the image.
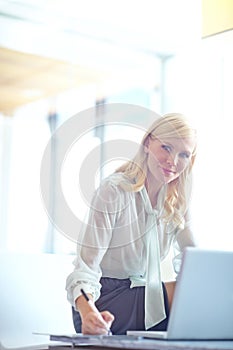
[115,113,197,228]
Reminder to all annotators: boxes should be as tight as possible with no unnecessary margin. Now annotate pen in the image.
[80,288,112,335]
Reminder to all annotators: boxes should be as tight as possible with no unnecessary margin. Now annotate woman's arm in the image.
[168,211,197,308]
[66,179,120,334]
[164,281,176,310]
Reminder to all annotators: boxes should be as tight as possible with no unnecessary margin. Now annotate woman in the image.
[66,112,197,335]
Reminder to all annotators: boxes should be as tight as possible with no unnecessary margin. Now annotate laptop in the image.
[127,247,233,340]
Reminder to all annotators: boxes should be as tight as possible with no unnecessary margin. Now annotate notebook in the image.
[127,247,233,340]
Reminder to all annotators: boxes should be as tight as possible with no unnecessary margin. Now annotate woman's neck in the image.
[145,175,163,209]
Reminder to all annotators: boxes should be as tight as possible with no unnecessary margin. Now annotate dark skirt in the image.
[72,277,170,335]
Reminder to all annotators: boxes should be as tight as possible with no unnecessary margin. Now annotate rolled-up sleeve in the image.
[66,256,102,308]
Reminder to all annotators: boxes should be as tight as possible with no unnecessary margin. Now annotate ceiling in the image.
[0,0,202,115]
[0,47,108,115]
[202,0,233,38]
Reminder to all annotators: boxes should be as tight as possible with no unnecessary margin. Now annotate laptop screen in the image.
[167,247,233,340]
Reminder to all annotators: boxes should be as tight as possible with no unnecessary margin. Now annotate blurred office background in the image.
[0,0,233,256]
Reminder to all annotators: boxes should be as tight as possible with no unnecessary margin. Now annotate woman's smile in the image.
[160,166,176,177]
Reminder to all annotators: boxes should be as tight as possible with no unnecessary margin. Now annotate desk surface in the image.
[47,334,233,350]
[1,336,233,350]
[48,341,233,350]
[49,340,233,350]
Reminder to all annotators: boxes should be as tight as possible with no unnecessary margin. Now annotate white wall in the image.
[164,34,233,251]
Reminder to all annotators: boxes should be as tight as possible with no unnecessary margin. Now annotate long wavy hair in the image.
[115,113,197,229]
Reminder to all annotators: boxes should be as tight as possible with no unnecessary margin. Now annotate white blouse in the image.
[66,172,196,329]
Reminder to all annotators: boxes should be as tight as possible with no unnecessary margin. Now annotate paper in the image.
[49,333,142,346]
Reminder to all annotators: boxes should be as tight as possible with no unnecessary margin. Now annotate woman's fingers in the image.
[101,310,115,323]
[82,310,114,335]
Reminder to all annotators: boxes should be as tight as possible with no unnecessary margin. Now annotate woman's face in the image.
[145,136,195,184]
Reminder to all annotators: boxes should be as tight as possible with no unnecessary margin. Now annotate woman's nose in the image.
[166,153,177,167]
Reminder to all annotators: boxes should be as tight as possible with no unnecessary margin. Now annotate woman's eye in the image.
[180,152,190,159]
[161,144,171,152]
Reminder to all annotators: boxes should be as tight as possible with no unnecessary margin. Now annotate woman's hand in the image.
[81,310,114,335]
[76,292,114,335]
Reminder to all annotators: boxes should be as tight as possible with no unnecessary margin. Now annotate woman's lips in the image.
[161,167,176,176]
